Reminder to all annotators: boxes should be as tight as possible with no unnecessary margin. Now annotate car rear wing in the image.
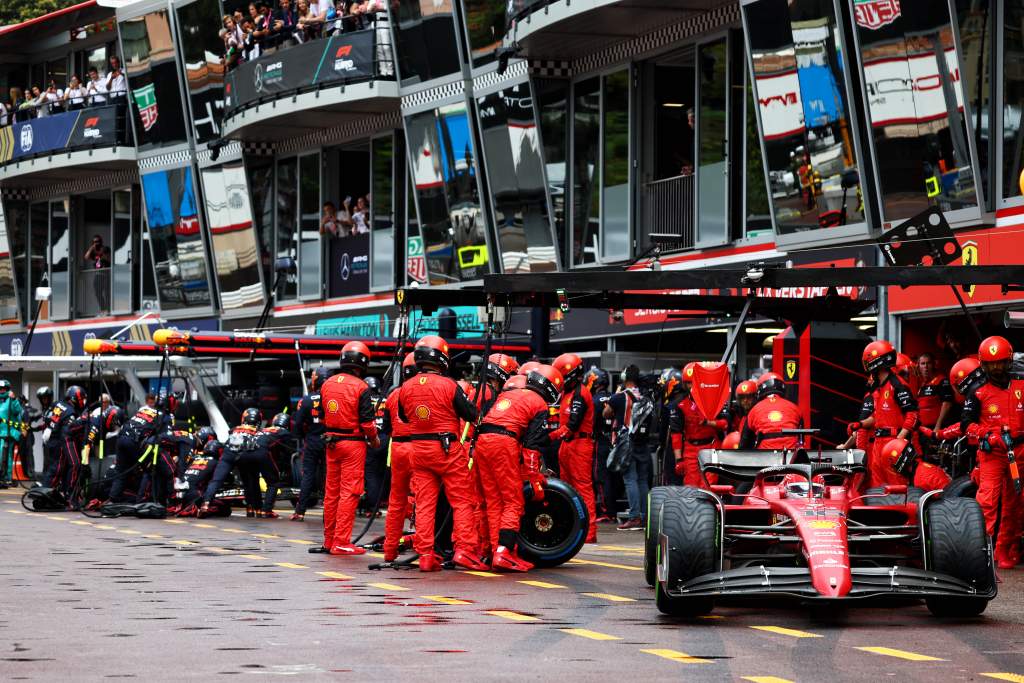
[698,448,867,481]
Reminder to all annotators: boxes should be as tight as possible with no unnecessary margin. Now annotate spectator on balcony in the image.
[63,76,87,111]
[297,0,325,42]
[240,19,260,62]
[222,15,245,68]
[679,107,695,176]
[249,3,272,55]
[271,0,299,49]
[351,196,369,234]
[105,56,127,100]
[85,67,108,106]
[320,201,342,237]
[8,87,27,123]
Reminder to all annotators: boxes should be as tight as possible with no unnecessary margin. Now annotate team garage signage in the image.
[0,105,119,162]
[224,29,377,112]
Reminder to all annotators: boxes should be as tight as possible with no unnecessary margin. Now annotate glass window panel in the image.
[7,201,28,325]
[200,163,264,311]
[247,160,275,291]
[120,10,189,150]
[372,135,395,289]
[851,0,978,221]
[535,79,569,267]
[744,0,867,234]
[463,0,505,68]
[141,167,212,310]
[405,102,489,283]
[697,40,728,245]
[0,204,19,325]
[29,204,47,321]
[477,82,557,273]
[275,158,298,300]
[745,71,772,236]
[406,165,424,285]
[299,153,322,299]
[49,200,70,321]
[1003,2,1024,203]
[79,195,112,318]
[175,0,225,144]
[602,70,631,261]
[392,0,461,86]
[954,0,991,205]
[112,189,133,314]
[572,77,600,265]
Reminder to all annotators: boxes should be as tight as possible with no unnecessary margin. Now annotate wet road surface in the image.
[3,488,1024,682]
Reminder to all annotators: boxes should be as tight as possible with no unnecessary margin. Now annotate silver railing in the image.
[643,173,695,250]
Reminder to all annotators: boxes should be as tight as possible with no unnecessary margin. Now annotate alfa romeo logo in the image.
[340,253,351,281]
[254,64,264,92]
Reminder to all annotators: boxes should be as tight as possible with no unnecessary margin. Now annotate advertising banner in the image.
[0,106,121,162]
[225,29,376,112]
[328,233,371,298]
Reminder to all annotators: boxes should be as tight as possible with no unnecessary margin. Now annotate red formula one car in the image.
[647,449,996,618]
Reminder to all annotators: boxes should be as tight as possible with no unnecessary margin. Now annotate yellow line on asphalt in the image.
[239,553,267,560]
[5,509,25,514]
[142,534,164,539]
[422,595,472,605]
[981,674,1024,682]
[317,571,352,579]
[95,524,116,530]
[595,544,644,552]
[568,558,643,571]
[193,523,216,528]
[368,582,409,592]
[172,540,198,546]
[70,520,93,525]
[252,533,281,539]
[464,570,502,578]
[751,625,823,639]
[366,551,384,558]
[743,677,795,683]
[286,538,316,545]
[640,649,712,664]
[855,647,945,662]
[486,610,539,622]
[275,562,307,569]
[116,529,141,535]
[559,628,621,641]
[582,593,636,602]
[219,527,246,533]
[204,547,232,553]
[700,615,725,619]
[163,519,186,524]
[518,580,566,589]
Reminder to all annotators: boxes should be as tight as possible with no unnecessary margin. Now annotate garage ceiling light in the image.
[746,327,784,334]
[662,102,685,108]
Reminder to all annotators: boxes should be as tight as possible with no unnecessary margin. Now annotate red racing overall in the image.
[739,394,802,450]
[320,372,378,552]
[475,387,550,553]
[552,383,597,543]
[917,374,954,429]
[382,388,412,561]
[397,371,479,560]
[671,396,724,488]
[867,375,918,488]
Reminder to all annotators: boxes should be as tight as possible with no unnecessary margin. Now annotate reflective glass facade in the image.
[392,0,462,85]
[200,162,264,311]
[174,0,225,144]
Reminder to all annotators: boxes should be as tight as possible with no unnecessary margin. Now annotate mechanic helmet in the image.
[364,376,381,396]
[413,335,450,372]
[882,437,916,478]
[0,379,9,393]
[682,361,698,385]
[240,407,263,427]
[309,365,329,392]
[756,372,786,401]
[65,385,88,410]
[736,379,757,397]
[101,405,123,431]
[36,386,53,403]
[584,366,610,392]
[525,364,564,404]
[401,352,418,381]
[518,361,542,377]
[949,357,986,396]
[979,335,1013,385]
[660,368,683,400]
[862,340,897,374]
[196,426,217,446]
[721,431,741,449]
[339,341,371,377]
[486,353,519,384]
[895,353,914,379]
[457,379,474,396]
[553,353,585,387]
[271,412,290,429]
[503,375,528,391]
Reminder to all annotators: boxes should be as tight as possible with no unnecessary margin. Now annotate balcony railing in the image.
[642,173,695,250]
[223,17,395,116]
[0,95,131,165]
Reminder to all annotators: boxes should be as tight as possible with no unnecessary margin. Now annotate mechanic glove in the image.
[936,425,961,441]
[549,426,570,442]
[522,450,545,501]
[966,423,987,447]
[174,477,188,491]
[847,421,861,436]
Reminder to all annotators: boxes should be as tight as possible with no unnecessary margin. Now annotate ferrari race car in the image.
[646,448,996,618]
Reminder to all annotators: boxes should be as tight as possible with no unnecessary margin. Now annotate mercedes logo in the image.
[254,64,264,92]
[340,253,351,281]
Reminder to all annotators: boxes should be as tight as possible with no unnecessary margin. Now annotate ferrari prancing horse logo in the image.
[785,360,797,379]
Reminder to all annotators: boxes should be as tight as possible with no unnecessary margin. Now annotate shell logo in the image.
[890,448,900,458]
[768,410,783,423]
[990,344,999,356]
[500,358,508,367]
[419,376,428,385]
[988,404,999,414]
[956,370,965,379]
[415,405,431,420]
[442,344,449,353]
[808,520,838,530]
[553,376,561,386]
[495,398,512,411]
[326,399,339,413]
[871,349,878,357]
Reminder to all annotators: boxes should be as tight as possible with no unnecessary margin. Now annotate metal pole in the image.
[720,295,754,365]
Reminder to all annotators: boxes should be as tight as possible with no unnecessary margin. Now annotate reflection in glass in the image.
[299,153,322,299]
[120,10,189,150]
[174,0,224,144]
[0,205,18,325]
[200,163,264,311]
[535,79,569,266]
[744,0,865,234]
[851,0,978,220]
[478,83,557,273]
[406,167,424,285]
[572,77,600,265]
[602,70,630,261]
[954,0,991,204]
[1003,3,1024,202]
[697,40,727,245]
[372,135,395,289]
[745,72,772,235]
[50,200,70,321]
[29,204,47,321]
[392,0,461,86]
[275,158,298,300]
[112,190,133,314]
[405,102,489,283]
[141,167,211,310]
[247,160,275,290]
[7,201,28,325]
[463,0,505,67]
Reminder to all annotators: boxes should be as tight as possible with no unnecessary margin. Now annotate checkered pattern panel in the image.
[473,60,529,91]
[137,149,194,171]
[277,110,403,154]
[243,141,276,157]
[197,141,243,167]
[529,59,571,79]
[21,168,139,202]
[400,78,466,110]
[2,188,29,201]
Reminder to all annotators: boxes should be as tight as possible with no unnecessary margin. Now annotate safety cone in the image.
[12,445,28,481]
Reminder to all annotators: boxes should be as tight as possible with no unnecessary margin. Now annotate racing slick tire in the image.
[518,477,588,568]
[656,495,718,617]
[864,485,926,506]
[924,496,993,617]
[942,475,978,499]
[645,486,699,587]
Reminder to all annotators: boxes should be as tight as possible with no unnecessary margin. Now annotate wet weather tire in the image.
[644,486,699,587]
[924,496,992,617]
[518,477,587,568]
[943,475,978,499]
[656,494,717,617]
[864,485,926,506]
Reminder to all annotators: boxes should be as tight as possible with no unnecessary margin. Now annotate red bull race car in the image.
[646,448,996,618]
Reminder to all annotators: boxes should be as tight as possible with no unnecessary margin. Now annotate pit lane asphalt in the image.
[3,488,1024,683]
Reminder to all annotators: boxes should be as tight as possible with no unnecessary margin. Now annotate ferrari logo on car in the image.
[808,520,838,530]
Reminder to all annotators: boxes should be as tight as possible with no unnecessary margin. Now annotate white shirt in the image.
[352,209,368,234]
[105,71,127,97]
[86,77,107,103]
[65,86,86,106]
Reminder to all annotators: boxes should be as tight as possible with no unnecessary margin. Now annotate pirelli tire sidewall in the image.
[518,477,588,568]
